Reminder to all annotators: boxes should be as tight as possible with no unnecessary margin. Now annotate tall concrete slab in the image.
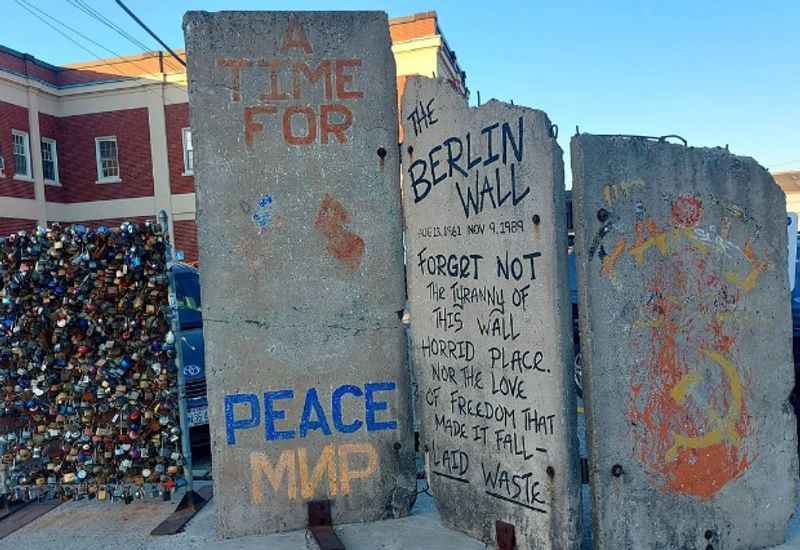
[401,77,580,550]
[183,11,415,537]
[572,135,799,549]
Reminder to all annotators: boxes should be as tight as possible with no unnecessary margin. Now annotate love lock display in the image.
[0,222,183,503]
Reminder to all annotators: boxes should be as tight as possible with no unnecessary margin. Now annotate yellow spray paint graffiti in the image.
[602,179,645,205]
[595,192,765,499]
[249,442,379,503]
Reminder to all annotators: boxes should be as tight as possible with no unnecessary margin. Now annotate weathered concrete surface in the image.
[401,76,580,549]
[572,135,799,549]
[0,482,488,550]
[184,11,414,537]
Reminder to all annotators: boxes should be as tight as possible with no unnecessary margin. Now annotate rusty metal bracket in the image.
[308,500,345,550]
[496,519,516,550]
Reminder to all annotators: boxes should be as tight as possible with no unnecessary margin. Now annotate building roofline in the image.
[0,44,63,72]
[389,11,437,26]
[63,49,186,70]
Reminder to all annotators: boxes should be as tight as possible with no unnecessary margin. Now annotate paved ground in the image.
[3,481,799,550]
[3,410,798,549]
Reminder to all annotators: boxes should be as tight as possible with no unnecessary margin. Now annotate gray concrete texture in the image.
[572,134,799,549]
[183,11,414,537]
[8,480,800,550]
[400,76,580,549]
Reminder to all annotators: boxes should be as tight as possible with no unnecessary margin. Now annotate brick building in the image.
[0,11,467,261]
[775,170,800,215]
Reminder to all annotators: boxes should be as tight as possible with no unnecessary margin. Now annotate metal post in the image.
[158,210,193,492]
[151,210,212,535]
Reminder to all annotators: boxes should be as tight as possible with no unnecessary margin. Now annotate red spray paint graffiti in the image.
[605,194,764,499]
[314,193,364,272]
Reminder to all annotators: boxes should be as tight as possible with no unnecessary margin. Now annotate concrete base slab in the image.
[2,479,798,549]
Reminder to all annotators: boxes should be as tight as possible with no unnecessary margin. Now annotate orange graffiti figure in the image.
[601,240,626,279]
[629,286,751,499]
[314,194,365,272]
[724,240,768,293]
[627,196,754,500]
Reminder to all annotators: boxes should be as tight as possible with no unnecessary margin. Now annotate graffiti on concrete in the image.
[314,193,365,271]
[598,192,766,499]
[218,17,363,148]
[224,382,397,502]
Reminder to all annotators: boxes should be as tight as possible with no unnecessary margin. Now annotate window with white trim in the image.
[12,130,32,180]
[95,136,120,182]
[41,138,59,183]
[182,127,194,175]
[0,144,5,177]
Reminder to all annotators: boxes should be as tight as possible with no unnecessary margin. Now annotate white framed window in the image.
[41,138,59,184]
[0,144,5,178]
[12,130,32,181]
[95,136,120,183]
[182,127,194,175]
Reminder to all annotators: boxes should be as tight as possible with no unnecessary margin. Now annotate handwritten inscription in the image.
[406,103,558,518]
[218,17,363,147]
[407,113,529,218]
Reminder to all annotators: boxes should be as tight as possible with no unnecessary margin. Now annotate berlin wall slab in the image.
[401,77,581,550]
[183,11,415,537]
[572,135,799,549]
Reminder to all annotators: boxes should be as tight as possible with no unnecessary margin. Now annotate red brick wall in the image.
[165,103,194,194]
[389,13,438,43]
[0,51,59,86]
[45,108,154,203]
[173,219,198,264]
[0,217,37,236]
[0,100,35,199]
[0,51,27,77]
[26,61,59,86]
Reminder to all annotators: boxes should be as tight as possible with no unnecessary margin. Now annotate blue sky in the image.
[6,0,800,179]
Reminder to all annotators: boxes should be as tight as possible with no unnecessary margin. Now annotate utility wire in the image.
[67,0,150,54]
[115,0,186,68]
[22,0,154,75]
[15,0,186,96]
[14,0,192,139]
[14,0,107,66]
[65,0,182,73]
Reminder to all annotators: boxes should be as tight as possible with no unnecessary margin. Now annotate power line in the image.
[67,0,150,54]
[14,0,185,97]
[21,0,147,72]
[14,0,107,65]
[15,0,185,96]
[115,0,185,68]
[65,0,182,74]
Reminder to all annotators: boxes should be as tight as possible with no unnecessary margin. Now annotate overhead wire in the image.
[65,0,183,74]
[67,0,151,54]
[14,0,187,97]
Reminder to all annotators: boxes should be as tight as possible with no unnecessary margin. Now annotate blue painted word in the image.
[224,382,398,445]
